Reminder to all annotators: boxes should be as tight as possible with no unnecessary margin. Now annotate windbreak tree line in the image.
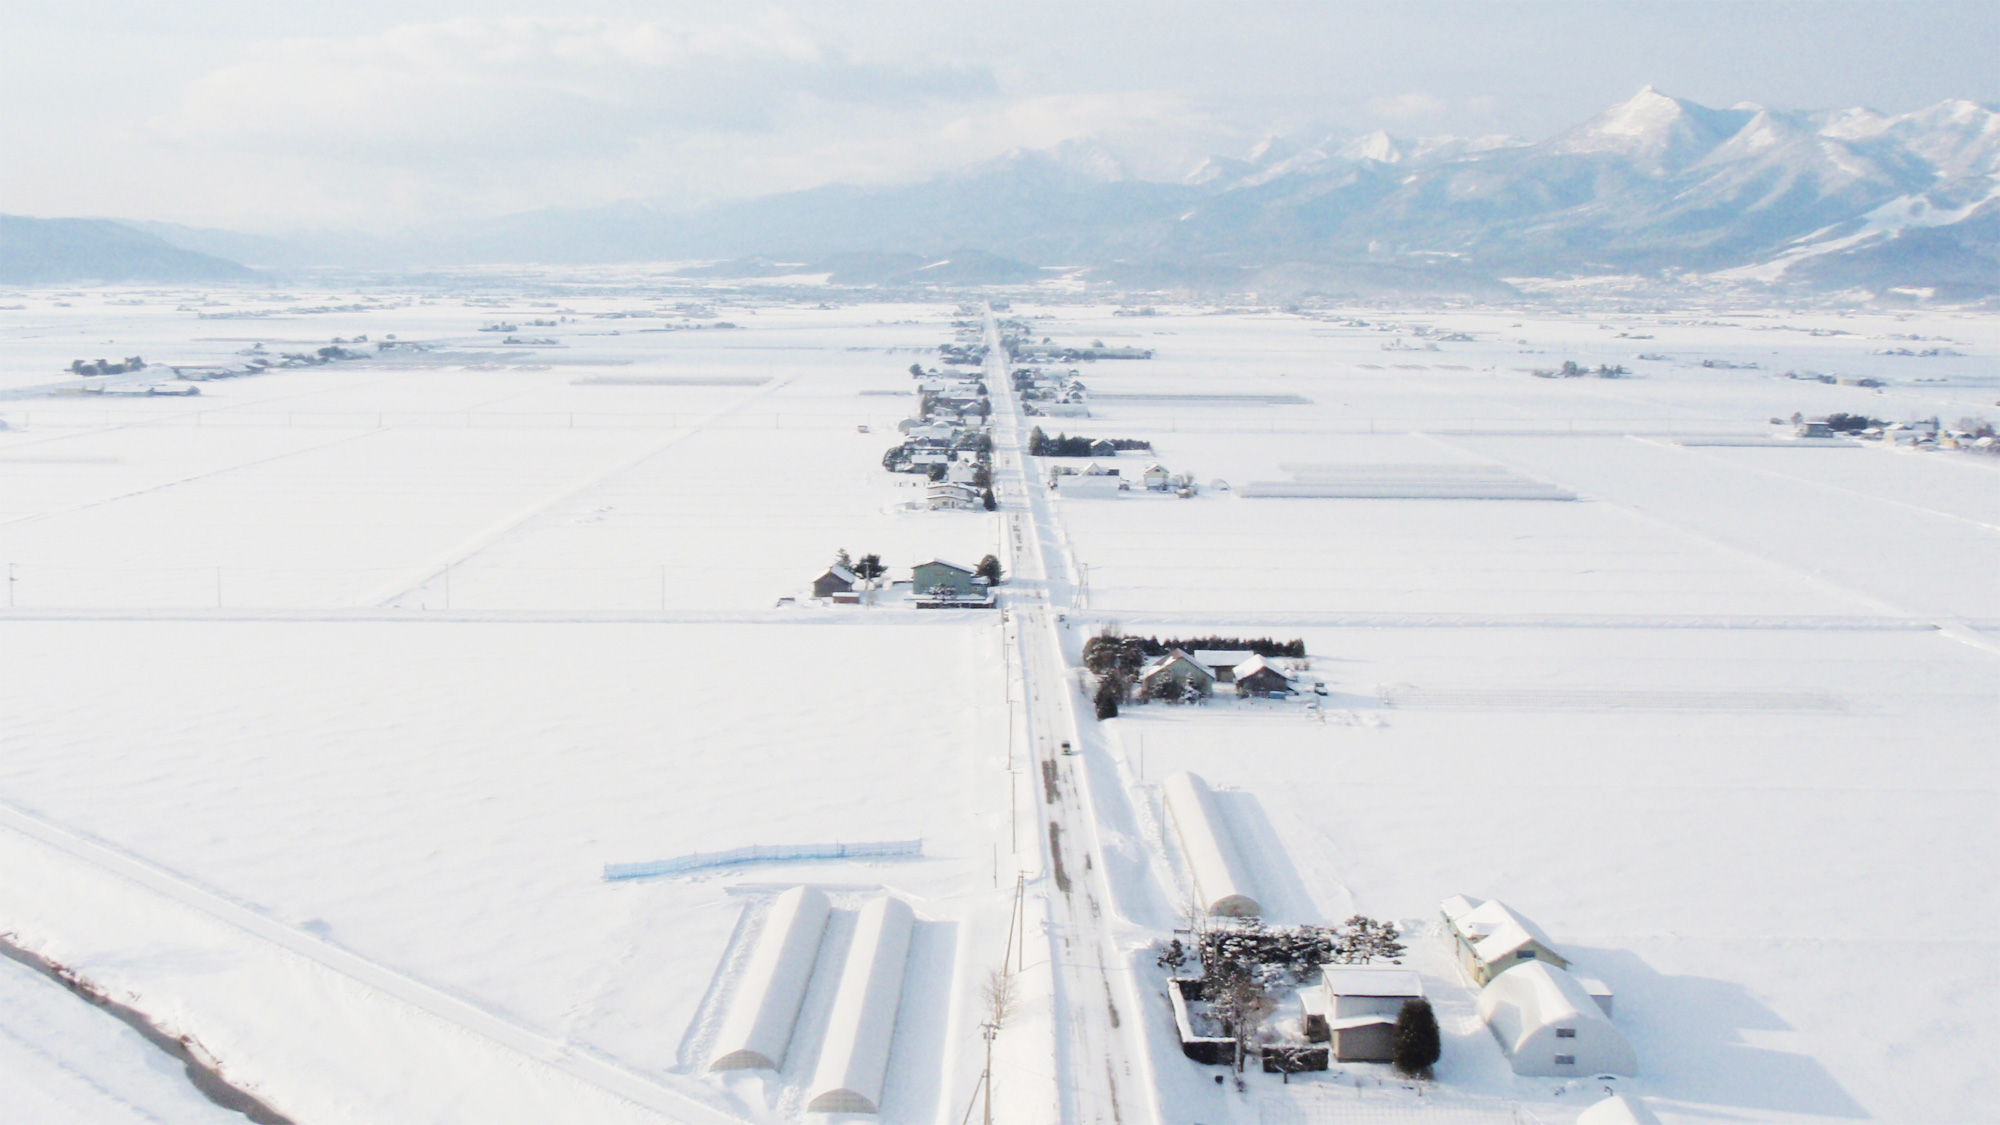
[1082,633,1306,676]
[1026,426,1153,457]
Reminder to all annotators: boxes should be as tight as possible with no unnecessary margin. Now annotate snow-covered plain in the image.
[1015,302,2000,1124]
[1,287,1997,1124]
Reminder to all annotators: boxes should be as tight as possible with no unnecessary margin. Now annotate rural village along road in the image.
[986,309,1161,1125]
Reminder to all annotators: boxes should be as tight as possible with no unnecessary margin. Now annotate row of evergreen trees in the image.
[1026,427,1153,457]
[1082,634,1305,677]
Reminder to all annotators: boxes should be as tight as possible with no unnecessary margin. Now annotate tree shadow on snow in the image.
[1569,946,1867,1119]
[1209,789,1322,926]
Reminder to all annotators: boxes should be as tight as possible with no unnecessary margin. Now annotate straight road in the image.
[985,311,1158,1125]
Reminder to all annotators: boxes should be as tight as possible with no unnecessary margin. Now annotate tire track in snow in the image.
[991,310,1160,1125]
[361,375,797,607]
[1430,432,2000,663]
[0,379,562,533]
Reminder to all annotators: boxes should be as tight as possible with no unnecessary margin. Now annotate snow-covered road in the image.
[989,311,1160,1125]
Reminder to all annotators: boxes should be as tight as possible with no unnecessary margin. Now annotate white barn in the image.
[1161,772,1260,917]
[1312,966,1424,1063]
[709,886,831,1071]
[805,897,915,1113]
[1477,961,1636,1077]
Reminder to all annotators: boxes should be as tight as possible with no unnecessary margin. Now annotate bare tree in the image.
[1207,961,1277,1072]
[982,968,1018,1030]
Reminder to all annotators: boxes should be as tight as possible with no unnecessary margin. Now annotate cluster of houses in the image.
[1012,365,1091,418]
[1441,895,1634,1078]
[806,557,996,609]
[1047,459,1189,498]
[1030,428,1196,500]
[1787,413,1998,453]
[880,331,997,510]
[66,356,149,376]
[1006,338,1155,362]
[1134,649,1303,700]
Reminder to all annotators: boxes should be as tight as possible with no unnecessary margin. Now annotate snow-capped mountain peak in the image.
[1549,85,1756,170]
[1338,130,1403,164]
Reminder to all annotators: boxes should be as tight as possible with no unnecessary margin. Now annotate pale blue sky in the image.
[2,1,1994,229]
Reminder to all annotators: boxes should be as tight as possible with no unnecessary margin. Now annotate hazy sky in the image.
[3,1,1996,231]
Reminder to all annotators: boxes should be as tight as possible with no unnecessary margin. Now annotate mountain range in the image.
[0,215,251,285]
[6,87,1997,296]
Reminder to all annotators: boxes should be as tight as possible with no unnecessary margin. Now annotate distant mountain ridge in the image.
[107,87,2000,296]
[0,215,253,284]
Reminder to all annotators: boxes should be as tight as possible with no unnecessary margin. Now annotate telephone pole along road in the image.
[985,309,1160,1125]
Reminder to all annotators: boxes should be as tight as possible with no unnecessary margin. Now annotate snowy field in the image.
[2,286,1998,1124]
[1013,301,2000,1124]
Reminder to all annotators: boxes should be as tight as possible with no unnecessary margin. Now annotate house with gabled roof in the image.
[812,565,857,599]
[1232,654,1294,697]
[912,559,982,598]
[1442,895,1570,986]
[926,482,981,510]
[1139,650,1215,700]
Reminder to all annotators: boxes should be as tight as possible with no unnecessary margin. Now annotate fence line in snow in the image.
[603,839,923,881]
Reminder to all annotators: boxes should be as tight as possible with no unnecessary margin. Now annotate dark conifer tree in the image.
[1392,998,1441,1078]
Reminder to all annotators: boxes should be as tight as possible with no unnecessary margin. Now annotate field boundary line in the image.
[0,799,743,1125]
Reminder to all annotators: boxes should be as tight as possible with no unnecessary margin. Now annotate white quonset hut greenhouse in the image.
[805,896,915,1114]
[709,886,831,1072]
[1477,961,1636,1077]
[1162,771,1261,917]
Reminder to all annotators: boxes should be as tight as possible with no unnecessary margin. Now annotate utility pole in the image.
[6,563,13,608]
[1015,873,1026,973]
[980,1021,997,1125]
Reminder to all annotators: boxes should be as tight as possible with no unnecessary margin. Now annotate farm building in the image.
[1192,650,1255,682]
[1140,650,1215,699]
[926,482,982,510]
[1232,655,1293,696]
[1141,463,1172,490]
[805,896,915,1113]
[709,886,831,1071]
[1161,771,1259,917]
[912,559,982,597]
[1302,966,1425,1063]
[1442,894,1569,985]
[1053,474,1126,499]
[1477,961,1636,1077]
[812,566,857,599]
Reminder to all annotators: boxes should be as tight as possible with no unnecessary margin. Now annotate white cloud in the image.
[1365,91,1450,121]
[151,15,996,163]
[119,15,1239,227]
